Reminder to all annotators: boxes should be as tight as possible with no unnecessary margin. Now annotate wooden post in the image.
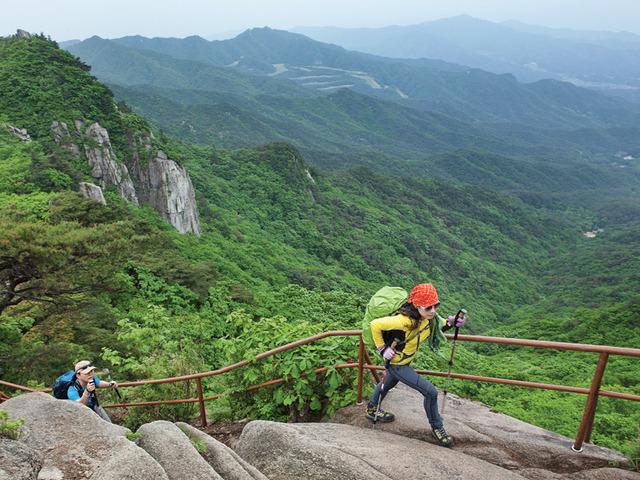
[357,335,365,404]
[572,352,608,452]
[195,378,207,427]
[364,349,381,384]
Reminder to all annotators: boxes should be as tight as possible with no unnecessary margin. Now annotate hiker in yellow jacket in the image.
[365,283,465,447]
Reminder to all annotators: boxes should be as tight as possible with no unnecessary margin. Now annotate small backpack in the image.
[361,286,409,351]
[52,370,79,399]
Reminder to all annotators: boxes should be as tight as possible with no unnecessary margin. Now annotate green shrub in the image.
[0,410,24,440]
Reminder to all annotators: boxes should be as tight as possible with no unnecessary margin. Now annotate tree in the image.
[0,208,139,316]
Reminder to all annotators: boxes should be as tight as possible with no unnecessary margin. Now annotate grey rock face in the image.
[176,422,267,480]
[83,122,139,205]
[50,121,80,157]
[6,124,32,143]
[331,384,630,475]
[0,437,42,480]
[1,393,168,480]
[49,119,200,234]
[16,29,31,39]
[78,182,106,204]
[137,421,222,480]
[236,420,526,480]
[135,151,201,235]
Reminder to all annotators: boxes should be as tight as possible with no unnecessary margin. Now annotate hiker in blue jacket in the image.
[366,283,465,447]
[68,360,118,422]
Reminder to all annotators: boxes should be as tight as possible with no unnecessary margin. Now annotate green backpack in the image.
[361,286,409,351]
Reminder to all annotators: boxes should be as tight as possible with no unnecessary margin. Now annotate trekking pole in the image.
[441,309,466,414]
[105,369,125,404]
[373,338,399,429]
[113,386,123,402]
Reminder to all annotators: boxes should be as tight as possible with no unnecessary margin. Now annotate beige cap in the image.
[74,360,96,375]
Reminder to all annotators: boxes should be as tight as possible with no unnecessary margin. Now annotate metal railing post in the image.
[572,352,609,452]
[357,335,365,405]
[195,378,207,427]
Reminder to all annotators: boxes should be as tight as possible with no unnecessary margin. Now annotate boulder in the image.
[0,437,42,480]
[137,421,222,480]
[236,420,526,480]
[176,422,268,480]
[78,182,107,204]
[6,124,32,143]
[331,383,629,474]
[1,393,168,480]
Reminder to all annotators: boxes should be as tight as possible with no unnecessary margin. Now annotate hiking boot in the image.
[365,404,395,423]
[431,426,454,447]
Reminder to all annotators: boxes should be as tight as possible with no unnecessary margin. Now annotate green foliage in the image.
[0,410,24,440]
[0,36,116,141]
[178,425,208,454]
[215,310,356,421]
[125,431,140,442]
[630,428,640,471]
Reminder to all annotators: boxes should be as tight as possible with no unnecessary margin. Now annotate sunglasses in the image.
[420,303,440,311]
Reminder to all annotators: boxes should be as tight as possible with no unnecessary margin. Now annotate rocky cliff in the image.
[50,120,201,235]
[133,150,201,235]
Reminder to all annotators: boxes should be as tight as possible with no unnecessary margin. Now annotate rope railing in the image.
[1,331,639,452]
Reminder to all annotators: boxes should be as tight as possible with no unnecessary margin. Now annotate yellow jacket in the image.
[370,313,446,365]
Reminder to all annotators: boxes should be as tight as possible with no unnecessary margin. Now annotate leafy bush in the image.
[0,410,24,440]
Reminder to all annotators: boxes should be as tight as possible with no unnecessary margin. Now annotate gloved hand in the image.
[447,315,465,328]
[377,345,396,361]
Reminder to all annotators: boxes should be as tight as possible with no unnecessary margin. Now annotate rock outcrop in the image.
[1,393,169,480]
[177,422,268,480]
[137,421,222,480]
[49,120,201,235]
[51,121,80,157]
[3,388,637,480]
[236,420,526,479]
[6,124,32,143]
[78,182,107,204]
[134,151,201,235]
[329,384,634,478]
[83,122,139,205]
[16,29,31,39]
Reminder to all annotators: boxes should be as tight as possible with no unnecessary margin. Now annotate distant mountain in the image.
[65,36,314,98]
[67,29,640,130]
[502,20,640,49]
[65,36,518,162]
[59,39,81,48]
[293,16,640,101]
[65,35,640,175]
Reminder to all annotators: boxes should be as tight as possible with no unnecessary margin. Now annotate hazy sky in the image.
[2,0,639,41]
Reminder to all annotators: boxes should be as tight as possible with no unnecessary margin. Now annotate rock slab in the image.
[236,419,527,480]
[331,383,630,474]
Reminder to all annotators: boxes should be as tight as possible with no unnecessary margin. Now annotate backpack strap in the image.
[395,321,430,363]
